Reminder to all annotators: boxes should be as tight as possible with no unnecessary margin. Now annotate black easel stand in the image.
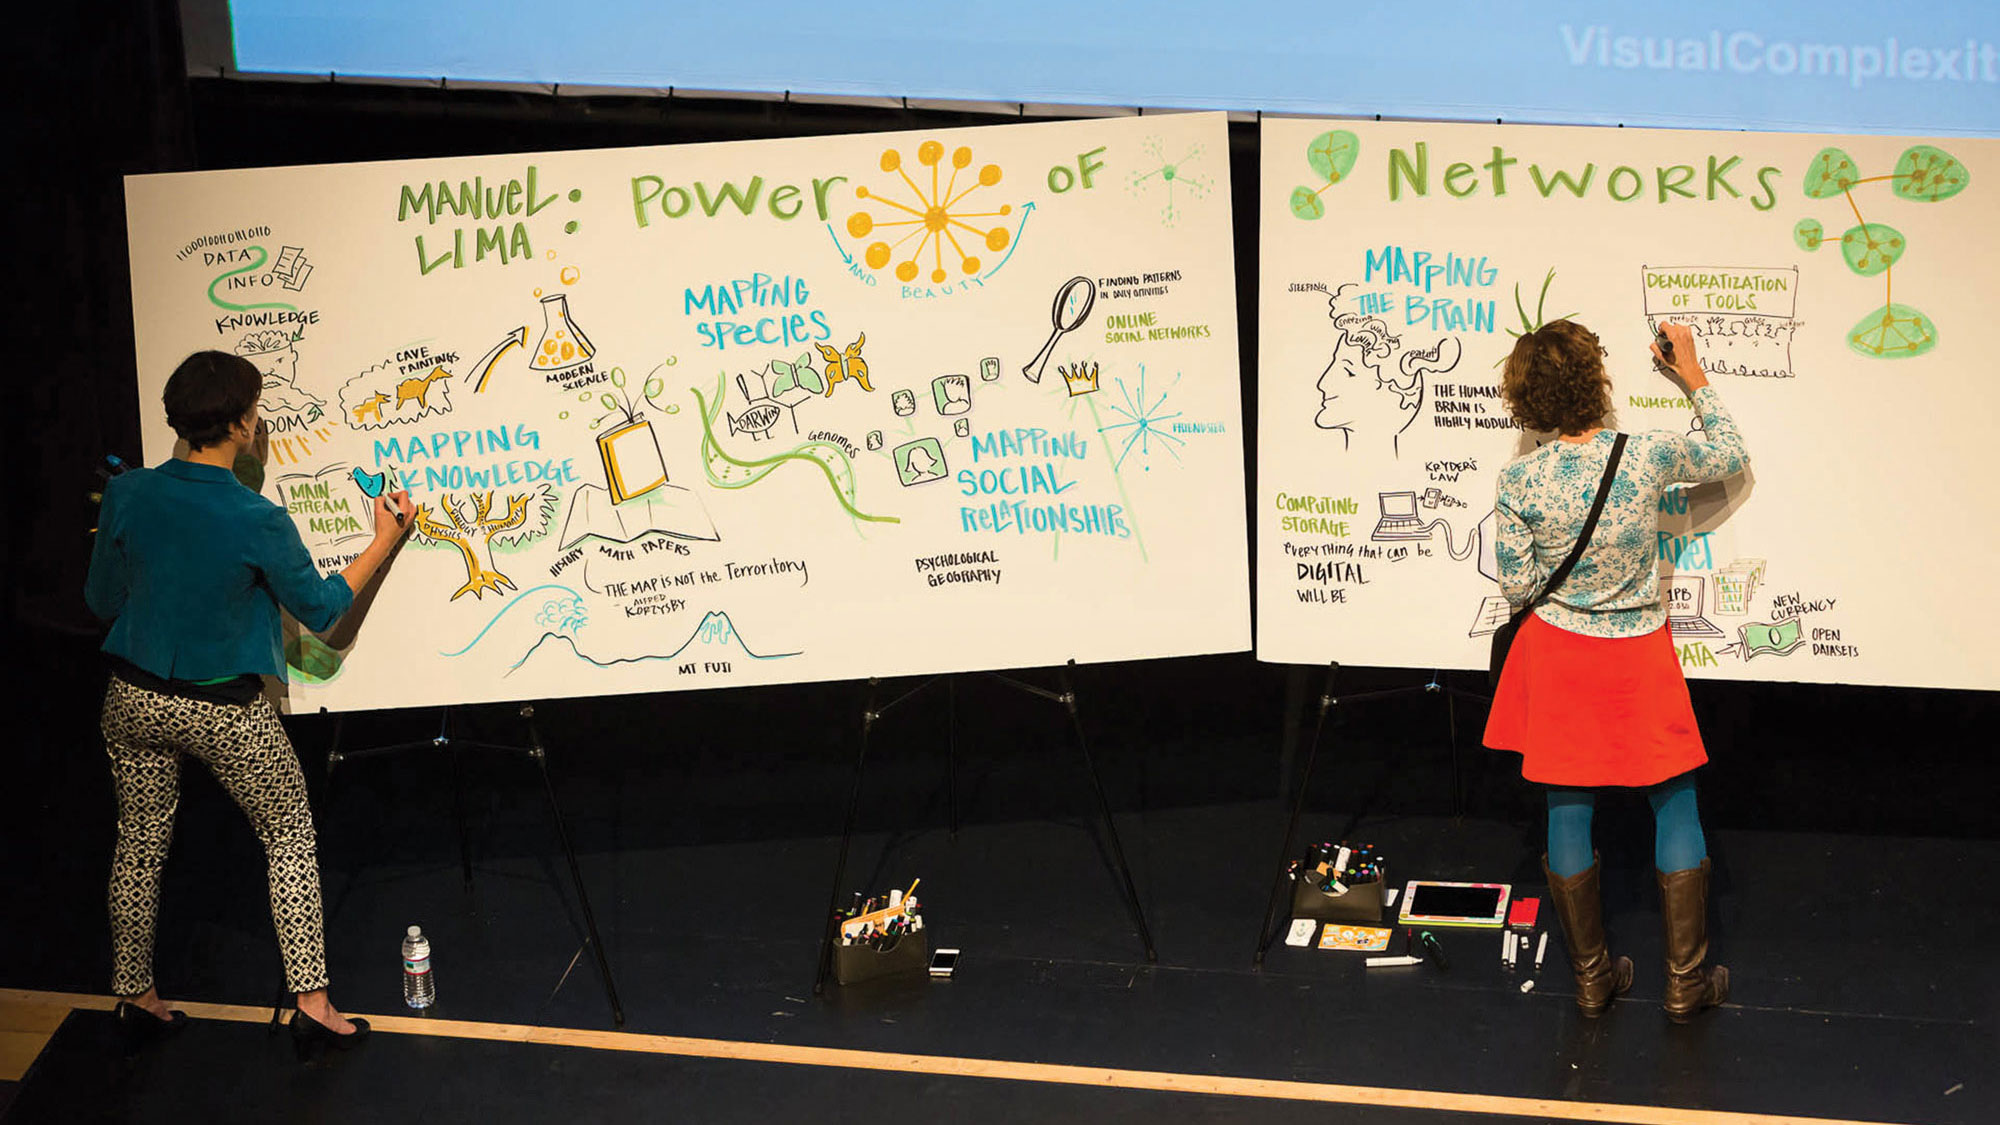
[812,659,1156,995]
[1251,662,1490,967]
[322,705,625,1026]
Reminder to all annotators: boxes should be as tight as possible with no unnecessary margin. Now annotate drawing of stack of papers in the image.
[1713,558,1767,616]
[559,483,720,549]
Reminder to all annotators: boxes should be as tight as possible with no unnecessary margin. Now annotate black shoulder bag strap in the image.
[1489,433,1627,688]
[1528,432,1627,612]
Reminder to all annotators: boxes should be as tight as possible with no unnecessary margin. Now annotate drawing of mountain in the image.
[507,611,800,676]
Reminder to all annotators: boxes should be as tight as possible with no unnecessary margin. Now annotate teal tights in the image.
[1547,772,1706,878]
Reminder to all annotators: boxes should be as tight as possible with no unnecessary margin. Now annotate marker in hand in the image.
[1652,326,1676,375]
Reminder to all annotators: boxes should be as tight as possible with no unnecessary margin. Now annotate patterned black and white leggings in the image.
[101,678,329,996]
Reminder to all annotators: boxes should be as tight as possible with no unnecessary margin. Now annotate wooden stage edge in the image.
[0,988,1903,1125]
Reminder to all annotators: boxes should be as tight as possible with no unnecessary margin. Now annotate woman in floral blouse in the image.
[1484,320,1747,1022]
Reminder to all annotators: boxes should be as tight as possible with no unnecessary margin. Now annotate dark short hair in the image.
[1500,320,1612,434]
[163,351,262,450]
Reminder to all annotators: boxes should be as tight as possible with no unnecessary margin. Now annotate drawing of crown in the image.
[1058,361,1100,396]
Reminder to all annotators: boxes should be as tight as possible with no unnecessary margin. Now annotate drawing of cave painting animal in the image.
[396,367,454,411]
[409,485,559,601]
[340,359,454,430]
[1311,286,1461,458]
[351,391,390,426]
[814,333,874,395]
[236,329,326,434]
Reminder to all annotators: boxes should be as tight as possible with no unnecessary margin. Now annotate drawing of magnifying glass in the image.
[1022,276,1096,383]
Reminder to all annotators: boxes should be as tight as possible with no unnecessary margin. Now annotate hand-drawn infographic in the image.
[409,485,561,601]
[1127,134,1212,227]
[238,328,327,433]
[848,140,1013,286]
[1258,117,1997,692]
[1310,285,1465,458]
[1793,143,1967,358]
[125,112,1251,712]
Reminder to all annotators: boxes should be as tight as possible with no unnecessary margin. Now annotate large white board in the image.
[1258,118,2000,692]
[126,113,1249,712]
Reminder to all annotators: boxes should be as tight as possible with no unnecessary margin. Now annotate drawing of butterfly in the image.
[813,332,874,396]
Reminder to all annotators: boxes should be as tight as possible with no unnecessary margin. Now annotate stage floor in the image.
[3,799,1992,1124]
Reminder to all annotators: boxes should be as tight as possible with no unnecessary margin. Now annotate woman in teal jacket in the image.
[86,350,413,1057]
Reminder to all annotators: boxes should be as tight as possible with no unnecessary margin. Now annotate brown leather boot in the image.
[1543,854,1634,1017]
[1659,859,1729,1022]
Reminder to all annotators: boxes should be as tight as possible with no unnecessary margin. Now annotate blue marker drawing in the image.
[980,201,1034,281]
[507,611,800,674]
[826,223,854,265]
[1099,364,1186,471]
[439,584,587,657]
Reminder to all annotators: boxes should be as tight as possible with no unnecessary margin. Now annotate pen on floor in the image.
[1534,931,1548,972]
[1500,930,1510,969]
[1420,931,1448,971]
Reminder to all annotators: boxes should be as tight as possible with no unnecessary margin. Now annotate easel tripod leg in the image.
[946,676,960,840]
[1254,662,1340,967]
[520,705,624,1027]
[448,713,473,889]
[1058,661,1156,963]
[815,678,879,996]
[1444,677,1465,820]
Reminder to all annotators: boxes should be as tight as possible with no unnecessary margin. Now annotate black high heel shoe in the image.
[289,1007,371,1061]
[114,1001,188,1048]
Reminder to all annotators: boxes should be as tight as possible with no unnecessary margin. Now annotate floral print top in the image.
[1493,386,1749,638]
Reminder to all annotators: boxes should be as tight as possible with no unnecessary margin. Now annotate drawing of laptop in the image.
[1665,574,1724,638]
[1371,491,1429,541]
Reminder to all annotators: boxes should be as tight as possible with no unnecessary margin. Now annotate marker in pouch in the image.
[1324,844,1352,894]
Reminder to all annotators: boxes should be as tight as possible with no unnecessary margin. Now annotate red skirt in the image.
[1483,613,1707,788]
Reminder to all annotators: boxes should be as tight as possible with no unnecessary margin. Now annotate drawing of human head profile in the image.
[1312,293,1401,451]
[1312,287,1462,458]
[893,437,948,486]
[236,328,325,432]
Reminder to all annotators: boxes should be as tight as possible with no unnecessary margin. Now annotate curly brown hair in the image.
[1499,319,1612,434]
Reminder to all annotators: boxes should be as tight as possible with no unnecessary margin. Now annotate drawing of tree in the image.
[409,484,560,601]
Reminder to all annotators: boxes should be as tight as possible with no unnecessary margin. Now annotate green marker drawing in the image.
[1290,129,1359,221]
[1794,143,1967,359]
[691,377,898,526]
[206,245,298,313]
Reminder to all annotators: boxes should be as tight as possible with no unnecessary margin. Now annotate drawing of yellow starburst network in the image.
[847,140,1013,283]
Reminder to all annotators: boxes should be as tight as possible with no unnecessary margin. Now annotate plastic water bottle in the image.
[402,925,435,1010]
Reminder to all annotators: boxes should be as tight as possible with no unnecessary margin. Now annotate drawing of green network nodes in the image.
[690,373,899,526]
[1791,144,1968,359]
[1289,130,1360,220]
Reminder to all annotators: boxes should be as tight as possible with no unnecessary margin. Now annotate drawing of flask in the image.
[530,293,595,371]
